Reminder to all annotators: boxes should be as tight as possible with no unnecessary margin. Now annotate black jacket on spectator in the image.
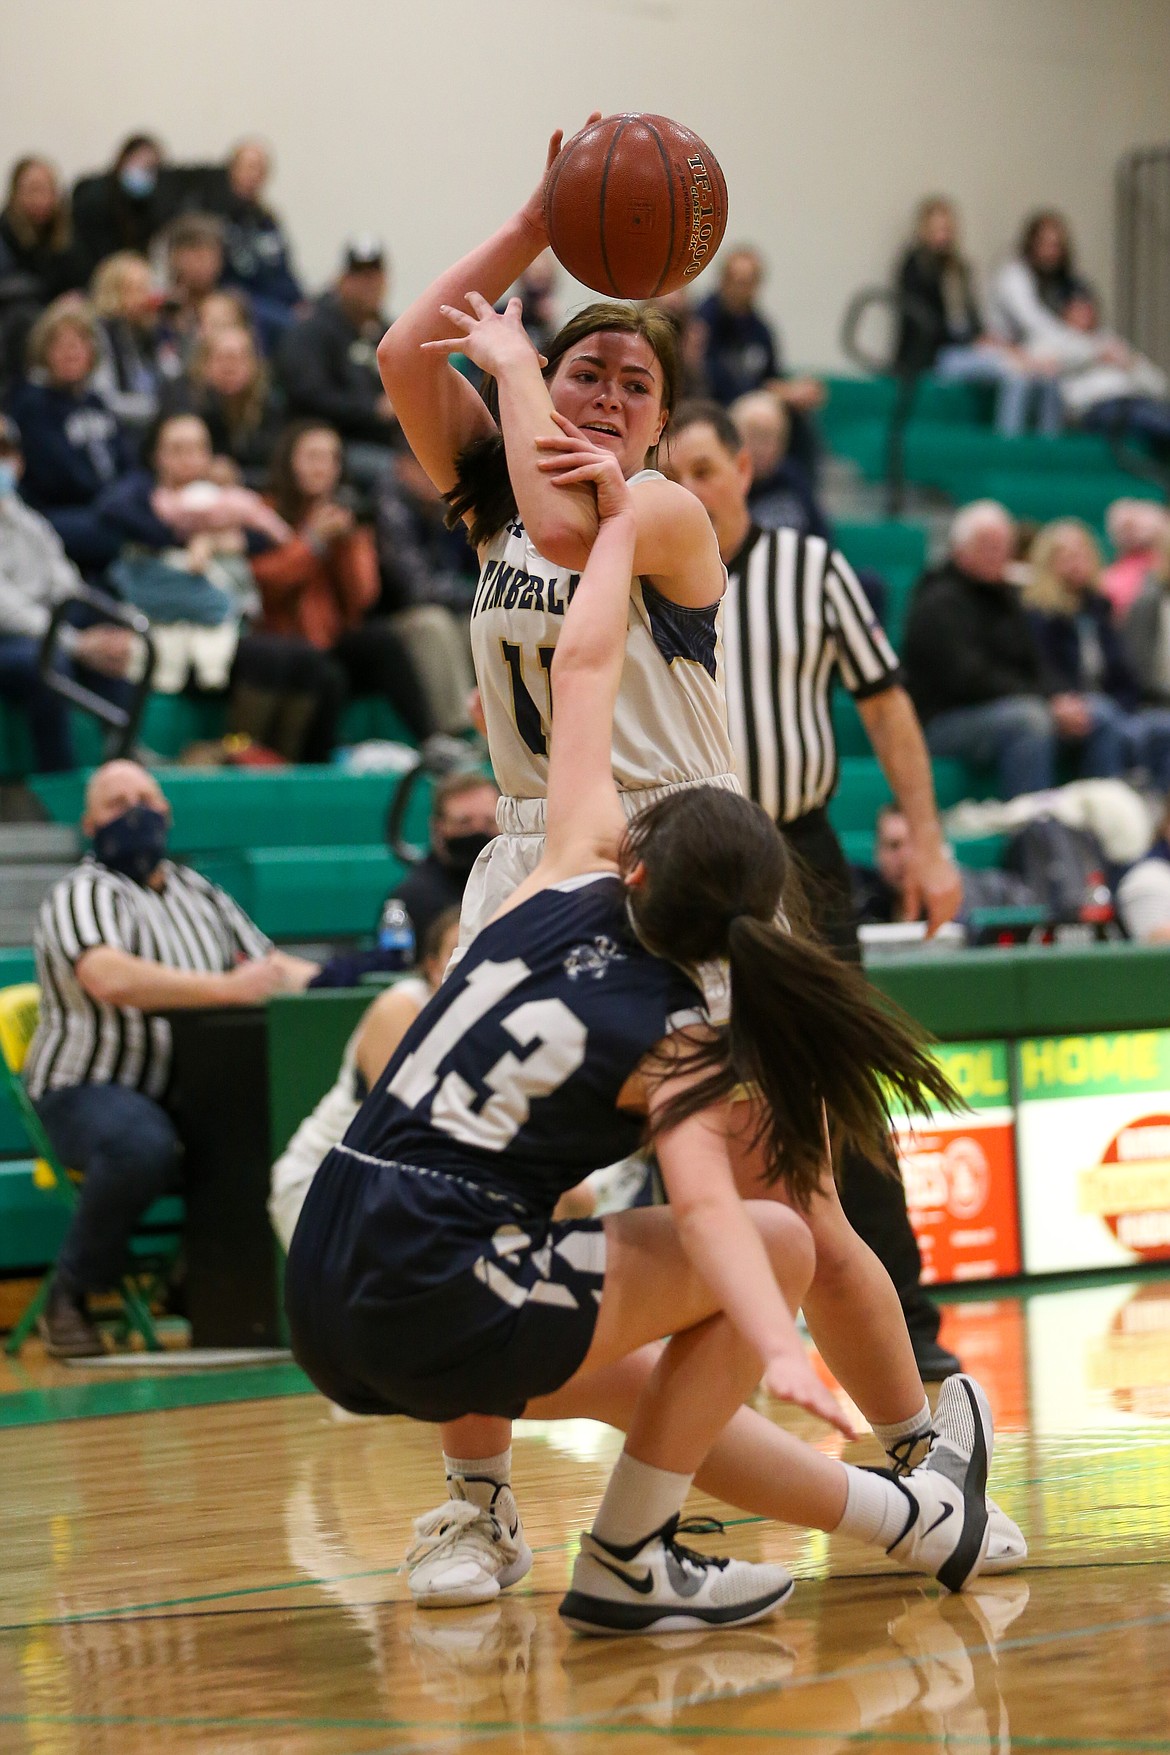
[894,246,983,372]
[747,457,831,542]
[276,294,390,442]
[71,163,224,277]
[375,465,478,613]
[0,215,88,308]
[695,295,780,404]
[6,379,131,512]
[216,197,302,312]
[161,380,286,489]
[1027,595,1138,709]
[388,855,466,947]
[904,562,1047,724]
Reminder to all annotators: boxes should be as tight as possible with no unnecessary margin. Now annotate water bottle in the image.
[377,899,416,970]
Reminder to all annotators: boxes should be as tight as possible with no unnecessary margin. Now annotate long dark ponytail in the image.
[625,788,961,1207]
[444,301,681,549]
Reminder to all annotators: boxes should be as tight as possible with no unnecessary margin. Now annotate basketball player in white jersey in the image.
[375,127,1024,1605]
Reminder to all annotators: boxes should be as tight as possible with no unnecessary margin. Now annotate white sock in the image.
[591,1450,693,1552]
[871,1397,933,1461]
[836,1463,914,1549]
[444,1447,512,1514]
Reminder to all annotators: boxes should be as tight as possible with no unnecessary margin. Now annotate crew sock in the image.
[590,1449,693,1551]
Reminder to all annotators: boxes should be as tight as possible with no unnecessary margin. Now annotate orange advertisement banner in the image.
[893,1118,1022,1284]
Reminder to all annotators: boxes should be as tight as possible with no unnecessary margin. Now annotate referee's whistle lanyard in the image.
[92,806,169,884]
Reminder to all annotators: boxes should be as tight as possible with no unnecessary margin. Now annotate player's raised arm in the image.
[376,123,596,497]
[537,416,634,865]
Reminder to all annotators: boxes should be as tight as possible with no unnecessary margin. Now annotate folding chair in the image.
[0,983,172,1356]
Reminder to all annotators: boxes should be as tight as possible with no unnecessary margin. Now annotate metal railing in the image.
[38,585,156,761]
[839,285,940,517]
[1117,143,1170,380]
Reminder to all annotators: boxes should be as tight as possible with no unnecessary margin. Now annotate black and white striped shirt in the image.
[722,525,901,823]
[25,858,271,1102]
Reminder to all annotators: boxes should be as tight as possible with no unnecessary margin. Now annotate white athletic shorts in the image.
[456,774,740,1020]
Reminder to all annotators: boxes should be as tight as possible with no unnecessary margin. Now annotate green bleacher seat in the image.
[974,470,1163,536]
[243,845,408,939]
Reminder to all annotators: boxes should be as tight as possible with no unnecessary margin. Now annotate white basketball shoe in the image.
[560,1515,795,1636]
[880,1375,996,1591]
[404,1481,533,1609]
[886,1378,1028,1577]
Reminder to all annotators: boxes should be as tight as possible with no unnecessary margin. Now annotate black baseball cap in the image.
[341,236,385,273]
[0,415,21,454]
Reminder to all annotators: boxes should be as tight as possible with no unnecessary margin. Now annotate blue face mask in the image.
[92,805,168,883]
[119,164,157,200]
[0,461,18,497]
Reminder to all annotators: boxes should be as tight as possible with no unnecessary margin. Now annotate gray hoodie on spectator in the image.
[0,493,82,641]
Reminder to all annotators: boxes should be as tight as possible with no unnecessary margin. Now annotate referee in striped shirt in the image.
[665,402,963,1379]
[25,760,318,1357]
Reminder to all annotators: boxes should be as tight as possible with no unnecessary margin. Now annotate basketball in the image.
[544,113,728,299]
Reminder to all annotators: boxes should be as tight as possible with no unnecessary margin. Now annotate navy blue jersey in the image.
[341,874,705,1211]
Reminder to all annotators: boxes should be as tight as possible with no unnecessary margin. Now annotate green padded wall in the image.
[267,990,370,1158]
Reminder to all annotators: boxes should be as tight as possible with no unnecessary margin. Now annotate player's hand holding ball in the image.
[536,410,633,524]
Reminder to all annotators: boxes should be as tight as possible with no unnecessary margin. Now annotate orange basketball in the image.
[544,113,728,299]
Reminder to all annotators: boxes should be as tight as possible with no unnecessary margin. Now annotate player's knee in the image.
[752,1201,816,1302]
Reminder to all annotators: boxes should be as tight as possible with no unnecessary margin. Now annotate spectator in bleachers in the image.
[0,413,134,771]
[1122,520,1170,727]
[160,214,227,354]
[171,324,284,488]
[89,251,184,436]
[213,140,304,349]
[277,238,398,488]
[729,388,830,539]
[194,288,253,342]
[6,297,132,571]
[382,770,500,949]
[652,290,711,400]
[1102,499,1169,621]
[905,500,1062,798]
[71,135,169,275]
[252,419,435,751]
[1026,518,1170,787]
[95,411,340,760]
[894,196,1061,435]
[852,804,1038,927]
[373,450,476,732]
[694,246,824,476]
[513,250,560,356]
[989,212,1169,443]
[24,757,319,1355]
[0,158,87,310]
[1116,796,1170,942]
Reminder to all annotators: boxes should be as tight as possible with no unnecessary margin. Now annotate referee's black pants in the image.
[779,807,943,1351]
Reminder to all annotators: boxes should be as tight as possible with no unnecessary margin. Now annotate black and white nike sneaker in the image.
[883,1374,993,1592]
[559,1515,795,1636]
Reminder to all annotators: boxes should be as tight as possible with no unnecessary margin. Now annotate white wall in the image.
[3,0,1168,366]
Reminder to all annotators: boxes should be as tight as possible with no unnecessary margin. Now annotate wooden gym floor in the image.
[1,1274,1168,1754]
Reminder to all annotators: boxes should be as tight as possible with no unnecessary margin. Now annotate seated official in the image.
[24,759,318,1358]
[853,805,1039,928]
[382,770,500,948]
[0,413,134,771]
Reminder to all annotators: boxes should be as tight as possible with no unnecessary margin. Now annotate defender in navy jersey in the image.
[286,416,1010,1634]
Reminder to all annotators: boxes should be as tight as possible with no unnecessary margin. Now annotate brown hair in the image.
[189,324,270,445]
[431,769,499,822]
[670,397,742,452]
[26,296,98,376]
[3,156,70,252]
[266,419,342,524]
[165,213,225,257]
[445,301,681,549]
[623,787,958,1206]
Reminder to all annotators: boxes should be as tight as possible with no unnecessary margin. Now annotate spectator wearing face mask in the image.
[380,771,500,948]
[23,759,320,1357]
[71,135,170,276]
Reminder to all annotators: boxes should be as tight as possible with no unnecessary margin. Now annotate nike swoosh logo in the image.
[592,1554,656,1595]
[924,1502,955,1537]
[508,1521,520,1540]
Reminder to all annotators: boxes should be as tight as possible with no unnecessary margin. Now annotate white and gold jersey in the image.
[469,471,735,801]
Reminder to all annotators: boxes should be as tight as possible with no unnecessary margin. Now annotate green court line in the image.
[0,1361,313,1429]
